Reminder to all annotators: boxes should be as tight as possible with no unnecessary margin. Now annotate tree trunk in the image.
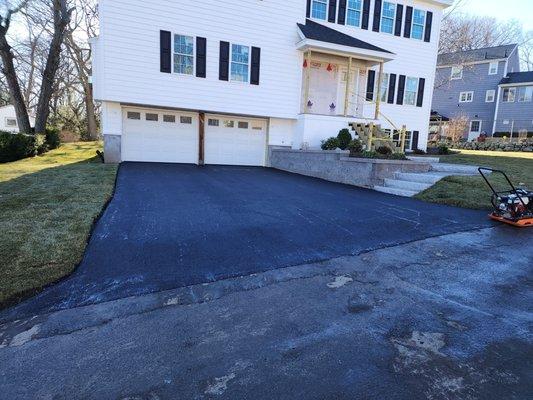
[0,35,32,133]
[84,84,97,140]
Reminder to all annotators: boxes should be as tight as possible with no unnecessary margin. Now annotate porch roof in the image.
[296,19,395,62]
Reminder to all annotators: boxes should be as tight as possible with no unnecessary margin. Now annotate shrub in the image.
[337,128,352,150]
[413,148,426,155]
[45,128,61,150]
[321,136,341,150]
[348,139,363,155]
[438,144,450,155]
[361,151,378,158]
[389,152,408,160]
[0,132,37,163]
[376,145,393,156]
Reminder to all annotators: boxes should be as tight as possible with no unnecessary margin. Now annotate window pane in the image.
[238,121,249,129]
[174,54,194,75]
[231,45,249,64]
[380,74,389,102]
[223,120,235,128]
[471,121,480,132]
[413,9,425,25]
[163,115,176,123]
[347,0,362,26]
[180,116,192,124]
[411,24,424,40]
[383,2,395,18]
[404,78,418,105]
[146,113,158,121]
[208,119,219,126]
[311,0,327,20]
[6,118,16,126]
[231,62,249,82]
[127,112,141,120]
[174,35,193,55]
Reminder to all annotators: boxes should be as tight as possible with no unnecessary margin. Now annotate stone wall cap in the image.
[340,157,430,166]
[272,149,350,155]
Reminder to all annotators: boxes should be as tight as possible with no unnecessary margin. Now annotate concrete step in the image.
[373,185,418,197]
[383,178,433,192]
[407,156,440,163]
[395,172,449,184]
[430,163,479,174]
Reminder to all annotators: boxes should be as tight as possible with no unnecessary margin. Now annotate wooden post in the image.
[303,50,311,113]
[400,124,407,153]
[198,112,205,165]
[367,122,374,151]
[374,62,384,120]
[344,56,352,116]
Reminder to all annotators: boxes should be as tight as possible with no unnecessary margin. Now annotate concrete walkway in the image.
[1,227,531,399]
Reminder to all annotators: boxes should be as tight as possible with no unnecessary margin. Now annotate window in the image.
[381,2,396,34]
[5,118,16,127]
[180,116,192,124]
[163,115,176,123]
[223,120,234,128]
[412,9,426,40]
[404,77,418,105]
[127,112,141,120]
[238,121,249,129]
[174,34,194,75]
[311,0,328,20]
[517,86,533,102]
[346,0,362,27]
[208,118,219,126]
[488,61,498,75]
[230,44,250,82]
[252,126,263,130]
[502,88,516,102]
[485,90,495,103]
[379,73,390,102]
[146,113,159,121]
[470,120,481,133]
[451,66,463,80]
[459,91,474,103]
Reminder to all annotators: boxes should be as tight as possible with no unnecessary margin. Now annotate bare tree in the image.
[447,114,469,143]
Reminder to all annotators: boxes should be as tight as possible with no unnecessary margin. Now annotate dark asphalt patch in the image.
[1,162,492,321]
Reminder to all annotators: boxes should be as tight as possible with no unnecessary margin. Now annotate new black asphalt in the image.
[0,162,492,321]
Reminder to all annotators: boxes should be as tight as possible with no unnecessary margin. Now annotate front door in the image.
[469,120,482,140]
[337,67,360,116]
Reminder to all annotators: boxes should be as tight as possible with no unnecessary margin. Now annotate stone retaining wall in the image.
[270,149,431,188]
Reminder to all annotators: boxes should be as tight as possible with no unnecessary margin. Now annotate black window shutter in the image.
[404,6,413,38]
[306,0,311,18]
[397,75,406,105]
[373,0,382,32]
[328,0,337,22]
[160,30,171,73]
[219,41,230,81]
[412,131,419,150]
[337,0,347,25]
[361,0,371,30]
[394,4,403,36]
[424,11,433,42]
[387,73,397,104]
[366,70,376,101]
[196,37,207,78]
[416,78,425,107]
[250,47,261,85]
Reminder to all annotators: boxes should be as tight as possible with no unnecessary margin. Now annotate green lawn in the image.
[0,142,117,308]
[415,150,533,209]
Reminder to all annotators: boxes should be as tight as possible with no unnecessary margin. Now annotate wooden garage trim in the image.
[199,112,205,165]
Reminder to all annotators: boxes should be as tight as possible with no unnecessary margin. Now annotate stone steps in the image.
[373,185,418,197]
[395,172,450,184]
[407,156,441,163]
[430,163,480,174]
[383,178,433,192]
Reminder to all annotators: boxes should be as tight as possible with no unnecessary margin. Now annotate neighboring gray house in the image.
[494,71,533,136]
[431,44,522,140]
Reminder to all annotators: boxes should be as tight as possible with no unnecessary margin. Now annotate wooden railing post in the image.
[367,122,374,151]
[303,50,311,113]
[400,125,407,153]
[374,62,384,120]
[344,56,352,116]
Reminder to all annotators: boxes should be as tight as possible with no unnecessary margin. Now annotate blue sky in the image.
[453,0,533,30]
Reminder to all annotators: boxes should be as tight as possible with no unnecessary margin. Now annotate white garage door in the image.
[122,108,199,164]
[204,115,267,166]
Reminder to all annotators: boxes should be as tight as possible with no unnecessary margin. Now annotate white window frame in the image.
[470,120,482,134]
[346,0,363,27]
[5,117,17,127]
[502,87,516,103]
[230,43,251,83]
[173,34,195,76]
[485,90,495,103]
[451,66,463,80]
[380,1,396,35]
[459,91,474,103]
[404,77,419,106]
[488,61,498,75]
[411,9,426,40]
[311,0,328,20]
[517,86,533,102]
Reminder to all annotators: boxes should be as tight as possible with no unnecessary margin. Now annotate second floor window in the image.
[412,9,426,40]
[231,44,250,82]
[404,77,418,105]
[517,86,533,102]
[346,0,363,27]
[451,66,463,80]
[381,2,396,34]
[489,62,499,75]
[502,88,516,102]
[174,35,194,75]
[312,0,327,20]
[485,90,495,103]
[459,91,474,103]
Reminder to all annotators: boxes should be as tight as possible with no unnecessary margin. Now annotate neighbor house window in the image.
[5,118,16,127]
[381,2,396,34]
[451,66,463,80]
[127,112,141,120]
[470,120,481,133]
[180,116,192,124]
[146,113,159,121]
[230,44,250,82]
[517,86,533,102]
[404,77,418,105]
[346,0,363,27]
[311,0,328,20]
[502,88,516,102]
[238,121,249,129]
[485,90,495,103]
[163,115,176,123]
[208,118,219,126]
[174,34,194,75]
[379,73,390,102]
[412,9,426,40]
[488,62,498,75]
[459,91,474,103]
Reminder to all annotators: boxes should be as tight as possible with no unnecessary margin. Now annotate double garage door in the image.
[122,108,267,166]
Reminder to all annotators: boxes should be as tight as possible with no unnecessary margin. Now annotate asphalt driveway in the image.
[0,162,491,321]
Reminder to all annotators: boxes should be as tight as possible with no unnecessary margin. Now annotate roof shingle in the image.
[500,71,533,85]
[437,44,517,66]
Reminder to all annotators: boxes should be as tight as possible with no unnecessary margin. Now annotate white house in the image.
[0,105,35,133]
[92,0,452,165]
